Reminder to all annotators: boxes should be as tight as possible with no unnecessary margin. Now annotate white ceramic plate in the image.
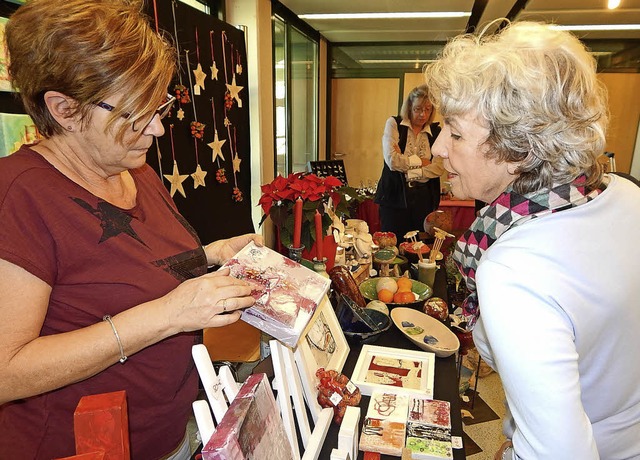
[390,307,460,357]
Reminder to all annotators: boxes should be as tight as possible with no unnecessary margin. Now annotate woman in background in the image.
[425,21,640,459]
[374,85,445,240]
[0,1,260,458]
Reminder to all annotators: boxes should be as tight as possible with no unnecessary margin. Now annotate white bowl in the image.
[391,307,460,357]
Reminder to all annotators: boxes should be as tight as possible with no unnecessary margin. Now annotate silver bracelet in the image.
[103,315,127,364]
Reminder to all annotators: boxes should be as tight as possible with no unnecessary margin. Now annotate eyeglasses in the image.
[412,104,433,115]
[94,93,176,131]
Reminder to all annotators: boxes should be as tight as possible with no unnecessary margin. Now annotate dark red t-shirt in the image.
[0,146,207,459]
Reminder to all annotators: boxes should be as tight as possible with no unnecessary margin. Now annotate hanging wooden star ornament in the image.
[229,126,243,202]
[209,31,219,80]
[165,161,189,198]
[193,64,206,95]
[192,29,206,95]
[163,125,189,198]
[226,74,244,108]
[208,130,226,162]
[171,1,189,120]
[235,49,243,75]
[232,153,241,173]
[191,163,208,188]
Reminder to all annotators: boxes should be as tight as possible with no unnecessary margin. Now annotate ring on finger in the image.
[221,298,228,312]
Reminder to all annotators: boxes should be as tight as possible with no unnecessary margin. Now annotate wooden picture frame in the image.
[351,345,435,398]
[294,295,350,421]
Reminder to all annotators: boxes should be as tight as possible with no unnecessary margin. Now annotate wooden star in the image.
[163,161,188,198]
[207,131,226,162]
[232,154,241,173]
[191,164,208,189]
[210,61,219,80]
[225,74,244,108]
[193,63,207,94]
[177,108,185,121]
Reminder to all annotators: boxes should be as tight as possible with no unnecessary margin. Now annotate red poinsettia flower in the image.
[258,172,360,250]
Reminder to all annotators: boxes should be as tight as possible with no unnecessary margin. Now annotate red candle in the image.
[292,197,303,248]
[314,210,323,260]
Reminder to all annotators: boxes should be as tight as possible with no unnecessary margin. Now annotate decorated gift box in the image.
[359,390,410,456]
[202,373,294,460]
[221,241,331,347]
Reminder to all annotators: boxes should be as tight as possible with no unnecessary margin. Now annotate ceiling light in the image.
[299,12,470,20]
[551,24,640,31]
[608,0,621,9]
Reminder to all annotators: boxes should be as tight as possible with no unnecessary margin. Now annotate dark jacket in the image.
[374,117,441,209]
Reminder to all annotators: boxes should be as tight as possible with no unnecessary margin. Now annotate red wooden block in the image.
[55,452,105,460]
[74,390,130,460]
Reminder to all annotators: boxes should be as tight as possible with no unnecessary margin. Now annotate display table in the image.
[319,268,466,459]
[438,199,476,232]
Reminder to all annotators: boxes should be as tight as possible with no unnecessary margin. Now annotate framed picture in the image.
[294,295,349,420]
[351,345,435,398]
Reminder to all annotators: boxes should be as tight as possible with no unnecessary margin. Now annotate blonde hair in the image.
[6,0,176,143]
[424,21,608,193]
[400,85,435,127]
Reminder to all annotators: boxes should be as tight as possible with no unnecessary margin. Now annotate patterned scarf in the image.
[452,174,607,330]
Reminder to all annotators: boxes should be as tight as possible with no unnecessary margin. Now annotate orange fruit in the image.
[396,277,413,292]
[393,291,416,304]
[377,289,394,303]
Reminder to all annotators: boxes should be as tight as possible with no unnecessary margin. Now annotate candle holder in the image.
[287,244,305,263]
[312,257,329,277]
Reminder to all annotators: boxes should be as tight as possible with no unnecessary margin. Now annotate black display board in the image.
[145,0,254,244]
[308,160,348,185]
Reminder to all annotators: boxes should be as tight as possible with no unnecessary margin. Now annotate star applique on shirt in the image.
[72,198,147,246]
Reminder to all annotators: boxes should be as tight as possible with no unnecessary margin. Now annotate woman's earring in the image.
[67,126,74,132]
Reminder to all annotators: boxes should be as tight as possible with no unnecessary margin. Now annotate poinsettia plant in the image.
[258,172,362,249]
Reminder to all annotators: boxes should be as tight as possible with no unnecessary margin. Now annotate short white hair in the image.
[424,21,608,193]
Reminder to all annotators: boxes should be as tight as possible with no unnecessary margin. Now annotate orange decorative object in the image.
[377,289,394,303]
[393,291,415,304]
[396,277,413,292]
[74,390,130,460]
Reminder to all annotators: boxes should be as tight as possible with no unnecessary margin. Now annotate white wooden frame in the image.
[294,295,349,422]
[351,345,435,398]
[271,339,333,460]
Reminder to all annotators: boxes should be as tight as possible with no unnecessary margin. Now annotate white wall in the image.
[225,0,275,237]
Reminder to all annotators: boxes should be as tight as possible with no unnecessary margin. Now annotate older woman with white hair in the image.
[425,21,640,459]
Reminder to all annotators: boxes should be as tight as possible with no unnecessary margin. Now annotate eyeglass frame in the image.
[94,93,176,131]
[411,103,433,115]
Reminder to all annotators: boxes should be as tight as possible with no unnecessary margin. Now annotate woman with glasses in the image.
[374,85,445,240]
[0,1,261,458]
